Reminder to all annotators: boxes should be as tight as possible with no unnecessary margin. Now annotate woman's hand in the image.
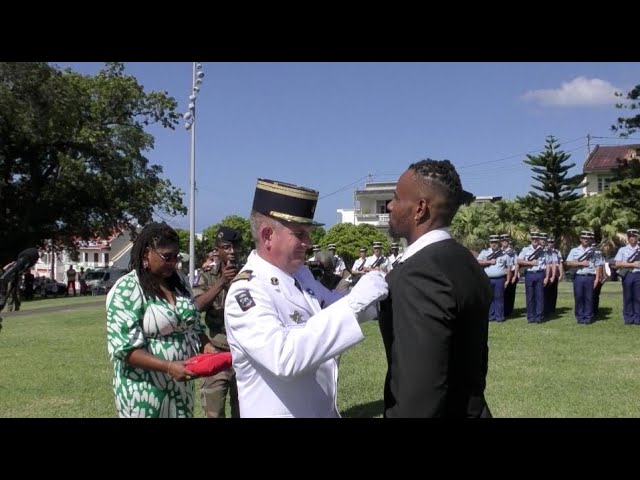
[167,360,196,382]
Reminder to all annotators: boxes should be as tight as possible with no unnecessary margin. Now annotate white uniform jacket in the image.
[224,251,364,418]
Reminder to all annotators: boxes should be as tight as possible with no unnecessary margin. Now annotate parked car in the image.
[32,277,67,297]
[84,268,128,295]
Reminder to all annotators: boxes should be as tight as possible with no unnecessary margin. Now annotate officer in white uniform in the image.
[224,178,389,418]
[348,247,368,285]
[327,243,346,277]
[614,228,640,325]
[364,241,390,273]
[308,245,320,262]
[477,234,512,322]
[387,242,401,271]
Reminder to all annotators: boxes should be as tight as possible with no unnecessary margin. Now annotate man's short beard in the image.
[389,223,403,240]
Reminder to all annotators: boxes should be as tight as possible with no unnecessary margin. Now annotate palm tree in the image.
[574,195,635,257]
[493,200,530,247]
[451,202,499,252]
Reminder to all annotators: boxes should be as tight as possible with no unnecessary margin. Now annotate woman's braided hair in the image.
[129,222,189,301]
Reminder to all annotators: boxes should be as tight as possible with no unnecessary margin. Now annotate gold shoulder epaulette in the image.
[231,270,253,283]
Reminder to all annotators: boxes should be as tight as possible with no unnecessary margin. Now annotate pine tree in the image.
[516,135,585,242]
[607,84,640,226]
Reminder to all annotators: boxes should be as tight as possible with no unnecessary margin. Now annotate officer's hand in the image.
[346,270,388,314]
[490,259,496,265]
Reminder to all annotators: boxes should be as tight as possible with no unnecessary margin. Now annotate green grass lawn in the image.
[1,280,638,417]
[13,294,103,312]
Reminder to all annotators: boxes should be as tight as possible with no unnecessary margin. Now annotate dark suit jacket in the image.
[378,238,492,418]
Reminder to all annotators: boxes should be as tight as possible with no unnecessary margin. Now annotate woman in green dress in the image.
[107,222,214,418]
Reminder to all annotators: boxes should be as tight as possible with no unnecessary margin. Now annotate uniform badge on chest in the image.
[289,311,303,324]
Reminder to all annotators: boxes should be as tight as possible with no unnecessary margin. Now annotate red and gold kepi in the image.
[252,178,324,226]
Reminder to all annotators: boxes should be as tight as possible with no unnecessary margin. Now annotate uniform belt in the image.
[576,273,595,277]
[488,275,506,279]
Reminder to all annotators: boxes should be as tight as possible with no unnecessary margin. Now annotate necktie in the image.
[293,278,302,292]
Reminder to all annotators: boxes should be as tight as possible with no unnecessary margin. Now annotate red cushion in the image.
[184,352,233,377]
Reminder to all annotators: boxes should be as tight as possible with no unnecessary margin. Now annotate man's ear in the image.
[416,197,429,223]
[261,226,273,245]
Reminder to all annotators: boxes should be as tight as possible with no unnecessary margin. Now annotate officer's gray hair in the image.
[250,210,284,244]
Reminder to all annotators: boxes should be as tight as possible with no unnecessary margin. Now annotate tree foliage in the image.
[309,226,326,248]
[174,229,190,252]
[604,157,640,227]
[612,84,640,138]
[450,202,500,252]
[0,62,185,264]
[201,215,253,264]
[516,135,584,243]
[322,223,388,271]
[573,194,634,257]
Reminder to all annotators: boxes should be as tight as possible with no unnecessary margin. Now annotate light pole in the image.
[183,62,205,286]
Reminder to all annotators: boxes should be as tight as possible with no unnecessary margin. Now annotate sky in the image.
[56,62,640,231]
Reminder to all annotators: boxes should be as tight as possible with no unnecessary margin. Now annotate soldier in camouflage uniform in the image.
[193,227,243,418]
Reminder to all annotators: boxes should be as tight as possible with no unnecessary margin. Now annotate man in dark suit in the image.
[378,159,493,418]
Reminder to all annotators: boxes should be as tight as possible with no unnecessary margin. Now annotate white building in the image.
[582,144,640,196]
[336,181,396,237]
[337,180,498,238]
[32,229,136,283]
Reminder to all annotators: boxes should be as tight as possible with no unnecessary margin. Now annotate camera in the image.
[227,262,239,271]
[306,260,325,280]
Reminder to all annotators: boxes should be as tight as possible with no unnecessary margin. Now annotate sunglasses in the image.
[153,250,182,263]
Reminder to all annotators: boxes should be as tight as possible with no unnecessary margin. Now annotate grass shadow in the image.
[506,307,526,320]
[593,306,612,323]
[542,306,571,323]
[341,399,384,418]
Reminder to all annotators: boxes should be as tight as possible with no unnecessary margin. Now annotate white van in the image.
[84,268,128,295]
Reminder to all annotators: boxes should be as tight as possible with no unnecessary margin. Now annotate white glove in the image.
[346,270,388,316]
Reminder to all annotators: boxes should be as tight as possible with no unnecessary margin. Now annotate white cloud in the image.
[522,76,620,107]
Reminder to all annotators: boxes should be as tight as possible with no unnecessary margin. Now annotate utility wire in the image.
[319,175,370,199]
[591,135,640,141]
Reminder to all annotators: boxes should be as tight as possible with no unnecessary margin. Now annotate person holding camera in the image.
[192,226,243,418]
[310,250,350,293]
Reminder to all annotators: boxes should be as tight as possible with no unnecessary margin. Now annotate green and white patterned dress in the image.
[106,271,203,418]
